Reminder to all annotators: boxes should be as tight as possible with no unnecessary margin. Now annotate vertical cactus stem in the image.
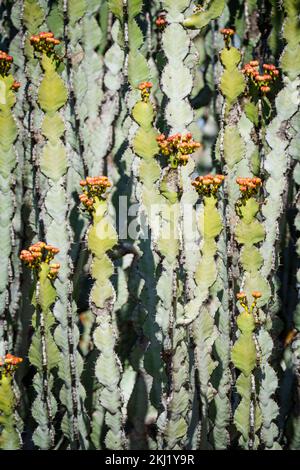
[109,0,148,221]
[242,60,280,177]
[0,53,19,356]
[232,291,262,449]
[36,287,55,448]
[81,177,126,449]
[243,1,250,49]
[131,83,162,447]
[233,177,267,448]
[257,0,300,448]
[63,62,81,449]
[289,332,300,449]
[183,0,225,131]
[257,97,264,170]
[218,100,226,167]
[62,0,87,177]
[30,33,85,448]
[216,32,248,438]
[61,0,96,448]
[211,226,231,448]
[218,35,246,307]
[111,0,153,445]
[16,3,46,432]
[280,0,300,448]
[6,1,25,334]
[0,354,23,449]
[90,12,123,178]
[289,102,300,450]
[155,139,200,449]
[122,0,129,80]
[158,0,205,449]
[21,242,61,449]
[210,20,219,98]
[22,1,47,240]
[107,6,152,449]
[65,1,110,179]
[156,185,180,449]
[261,15,300,280]
[241,1,262,61]
[109,0,145,226]
[186,175,225,447]
[145,9,152,60]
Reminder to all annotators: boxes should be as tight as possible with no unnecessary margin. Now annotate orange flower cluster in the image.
[220,28,235,37]
[30,32,60,56]
[156,13,167,29]
[138,81,153,102]
[156,133,201,167]
[79,176,111,210]
[192,174,225,197]
[236,291,262,317]
[242,61,279,94]
[236,177,262,197]
[0,354,23,377]
[20,242,60,278]
[220,28,235,47]
[237,291,261,301]
[0,50,13,76]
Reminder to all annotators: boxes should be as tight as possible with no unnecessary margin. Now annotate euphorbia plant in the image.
[0,354,23,449]
[0,0,298,451]
[80,176,125,450]
[20,242,61,449]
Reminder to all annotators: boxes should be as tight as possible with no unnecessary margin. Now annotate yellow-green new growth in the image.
[232,292,263,449]
[0,354,23,450]
[82,179,125,450]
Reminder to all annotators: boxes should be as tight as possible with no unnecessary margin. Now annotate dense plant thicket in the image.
[0,0,300,451]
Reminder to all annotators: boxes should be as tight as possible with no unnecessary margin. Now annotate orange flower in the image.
[236,177,262,198]
[252,291,262,299]
[20,242,60,275]
[0,354,23,376]
[242,60,279,94]
[39,32,54,39]
[156,13,167,29]
[138,81,153,90]
[30,31,61,57]
[220,28,235,36]
[192,174,225,197]
[220,28,235,47]
[4,354,23,366]
[236,292,246,300]
[0,50,13,76]
[157,132,201,167]
[80,176,112,211]
[138,82,153,102]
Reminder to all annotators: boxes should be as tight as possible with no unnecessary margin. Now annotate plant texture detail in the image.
[0,0,299,452]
